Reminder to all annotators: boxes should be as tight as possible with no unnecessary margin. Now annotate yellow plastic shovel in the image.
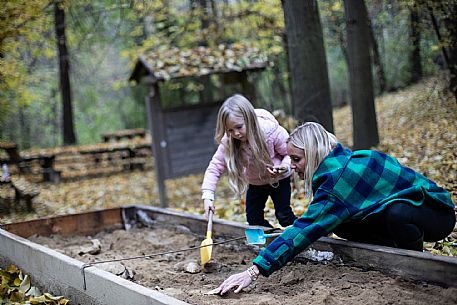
[200,210,214,265]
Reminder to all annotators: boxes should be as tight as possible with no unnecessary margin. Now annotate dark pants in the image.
[334,201,456,251]
[246,176,297,227]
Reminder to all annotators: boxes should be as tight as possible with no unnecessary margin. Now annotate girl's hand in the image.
[203,199,215,219]
[267,165,288,177]
[216,269,254,294]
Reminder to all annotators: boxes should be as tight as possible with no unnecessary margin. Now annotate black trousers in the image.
[333,201,456,251]
[245,176,297,227]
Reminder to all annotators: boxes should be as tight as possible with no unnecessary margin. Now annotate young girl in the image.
[214,122,455,294]
[201,94,297,228]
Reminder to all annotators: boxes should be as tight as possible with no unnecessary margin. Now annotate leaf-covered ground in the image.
[1,75,456,254]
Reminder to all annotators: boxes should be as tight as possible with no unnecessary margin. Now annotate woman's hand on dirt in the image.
[203,199,215,219]
[217,270,253,294]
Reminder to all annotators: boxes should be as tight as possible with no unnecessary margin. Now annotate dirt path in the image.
[29,226,457,305]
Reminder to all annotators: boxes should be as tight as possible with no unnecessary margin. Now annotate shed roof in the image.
[129,43,269,83]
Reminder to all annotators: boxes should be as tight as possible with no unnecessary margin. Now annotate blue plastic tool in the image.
[245,228,282,245]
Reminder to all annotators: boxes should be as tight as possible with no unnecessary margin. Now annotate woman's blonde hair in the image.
[288,122,337,198]
[215,94,273,196]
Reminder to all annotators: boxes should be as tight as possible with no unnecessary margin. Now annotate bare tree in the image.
[367,2,387,93]
[426,1,457,100]
[55,0,76,145]
[344,0,379,149]
[409,3,422,83]
[281,0,334,132]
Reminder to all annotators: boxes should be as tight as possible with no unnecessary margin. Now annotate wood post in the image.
[145,85,168,208]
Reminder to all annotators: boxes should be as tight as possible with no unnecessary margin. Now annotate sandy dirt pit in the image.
[29,226,457,305]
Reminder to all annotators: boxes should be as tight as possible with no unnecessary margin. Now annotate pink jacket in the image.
[201,109,291,200]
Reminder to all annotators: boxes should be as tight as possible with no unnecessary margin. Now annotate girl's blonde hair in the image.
[288,122,337,198]
[215,94,273,196]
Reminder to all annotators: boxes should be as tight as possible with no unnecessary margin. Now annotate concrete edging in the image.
[0,227,188,305]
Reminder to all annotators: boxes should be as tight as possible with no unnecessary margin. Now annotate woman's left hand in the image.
[214,270,254,294]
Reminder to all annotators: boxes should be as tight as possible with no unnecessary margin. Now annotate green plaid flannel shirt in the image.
[253,143,454,276]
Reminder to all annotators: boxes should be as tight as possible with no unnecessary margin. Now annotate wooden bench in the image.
[0,141,61,183]
[101,128,146,143]
[36,155,61,183]
[0,141,29,173]
[18,154,62,183]
[1,141,152,181]
[79,144,146,172]
[0,177,40,212]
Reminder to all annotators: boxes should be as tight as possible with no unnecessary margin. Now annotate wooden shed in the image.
[129,44,268,207]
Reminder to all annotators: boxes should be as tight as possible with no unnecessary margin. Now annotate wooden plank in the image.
[169,144,216,159]
[162,100,223,115]
[162,104,219,179]
[101,128,146,138]
[163,104,219,126]
[169,149,215,177]
[169,162,209,177]
[146,85,168,207]
[125,205,247,238]
[1,207,123,238]
[167,138,215,153]
[166,126,215,142]
[311,237,457,288]
[0,141,18,150]
[164,114,218,128]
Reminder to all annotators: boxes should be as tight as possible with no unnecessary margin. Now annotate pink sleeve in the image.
[274,125,291,167]
[201,141,227,194]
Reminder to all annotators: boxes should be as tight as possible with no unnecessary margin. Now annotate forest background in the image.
[1,0,455,149]
[0,0,456,258]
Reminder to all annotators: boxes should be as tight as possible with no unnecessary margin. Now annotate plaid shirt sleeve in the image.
[253,191,351,276]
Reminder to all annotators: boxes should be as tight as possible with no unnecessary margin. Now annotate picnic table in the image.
[1,140,152,182]
[78,142,150,171]
[24,154,61,183]
[0,141,25,171]
[0,141,61,183]
[101,128,146,143]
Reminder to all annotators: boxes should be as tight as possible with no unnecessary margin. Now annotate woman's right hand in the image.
[204,199,215,219]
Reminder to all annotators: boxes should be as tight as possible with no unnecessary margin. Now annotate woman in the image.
[214,122,455,294]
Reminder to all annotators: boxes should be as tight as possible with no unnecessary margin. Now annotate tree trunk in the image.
[409,4,422,83]
[344,0,379,150]
[442,6,457,100]
[279,32,292,113]
[199,0,209,29]
[427,2,457,100]
[272,55,291,113]
[368,20,387,93]
[193,0,213,102]
[54,0,76,145]
[428,9,449,69]
[281,0,334,133]
[209,0,221,42]
[19,107,31,149]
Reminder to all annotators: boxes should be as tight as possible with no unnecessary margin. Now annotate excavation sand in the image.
[29,226,457,305]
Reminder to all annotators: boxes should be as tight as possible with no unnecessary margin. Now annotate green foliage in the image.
[1,0,453,149]
[0,0,54,125]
